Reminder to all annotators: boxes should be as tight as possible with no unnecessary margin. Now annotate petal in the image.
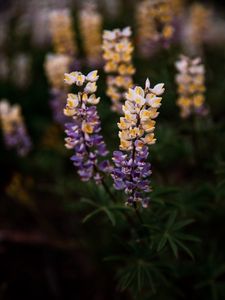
[150,83,165,95]
[86,70,99,82]
[145,78,150,89]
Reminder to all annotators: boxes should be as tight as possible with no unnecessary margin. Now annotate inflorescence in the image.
[136,0,176,56]
[112,79,165,208]
[175,55,208,118]
[185,3,212,55]
[49,9,77,56]
[64,70,111,183]
[102,27,135,113]
[79,3,102,67]
[0,100,32,156]
[44,54,71,124]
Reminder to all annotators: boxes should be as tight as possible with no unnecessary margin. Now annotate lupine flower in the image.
[45,54,71,89]
[44,54,71,124]
[79,3,102,67]
[136,0,176,57]
[175,55,208,118]
[112,79,165,208]
[49,9,77,56]
[184,3,212,55]
[102,27,135,113]
[0,100,32,156]
[12,53,31,89]
[6,173,33,207]
[64,70,111,183]
[170,0,184,16]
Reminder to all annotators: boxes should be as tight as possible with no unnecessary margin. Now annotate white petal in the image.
[145,78,150,89]
[122,27,131,37]
[150,83,165,95]
[86,70,99,82]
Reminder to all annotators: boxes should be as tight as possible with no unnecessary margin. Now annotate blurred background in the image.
[0,0,225,299]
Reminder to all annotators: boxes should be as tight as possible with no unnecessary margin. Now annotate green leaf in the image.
[173,219,195,230]
[174,238,194,259]
[166,211,177,229]
[176,233,201,242]
[102,207,116,226]
[167,236,178,258]
[143,267,156,294]
[157,235,168,252]
[81,198,99,207]
[118,270,136,291]
[137,263,143,291]
[82,208,102,223]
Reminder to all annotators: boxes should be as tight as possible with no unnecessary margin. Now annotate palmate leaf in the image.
[155,210,198,259]
[82,206,116,226]
[173,238,194,259]
[166,211,177,229]
[82,207,102,223]
[81,197,132,226]
[117,258,169,295]
[167,235,178,258]
[118,269,136,291]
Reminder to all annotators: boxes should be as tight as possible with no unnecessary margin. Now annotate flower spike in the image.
[0,100,32,156]
[175,55,208,118]
[102,27,135,113]
[112,79,165,208]
[64,70,111,183]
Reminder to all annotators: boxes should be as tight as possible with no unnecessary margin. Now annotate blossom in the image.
[44,54,71,124]
[45,54,71,89]
[12,53,31,89]
[64,71,111,183]
[49,9,77,56]
[135,0,178,57]
[175,55,208,118]
[78,3,102,66]
[112,79,165,208]
[0,100,32,156]
[102,27,135,113]
[184,3,212,55]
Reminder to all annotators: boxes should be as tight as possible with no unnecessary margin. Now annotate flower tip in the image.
[86,70,99,82]
[151,83,165,95]
[145,78,150,89]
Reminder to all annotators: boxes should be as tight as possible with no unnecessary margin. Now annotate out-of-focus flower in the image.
[49,9,77,56]
[6,173,34,208]
[45,54,71,89]
[0,100,32,156]
[183,3,213,55]
[136,0,178,57]
[103,27,135,113]
[175,55,208,118]
[44,54,71,124]
[41,124,63,150]
[11,53,32,89]
[112,79,165,208]
[79,3,102,67]
[64,70,110,183]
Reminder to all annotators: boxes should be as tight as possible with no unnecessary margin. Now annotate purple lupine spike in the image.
[112,146,152,208]
[64,70,111,183]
